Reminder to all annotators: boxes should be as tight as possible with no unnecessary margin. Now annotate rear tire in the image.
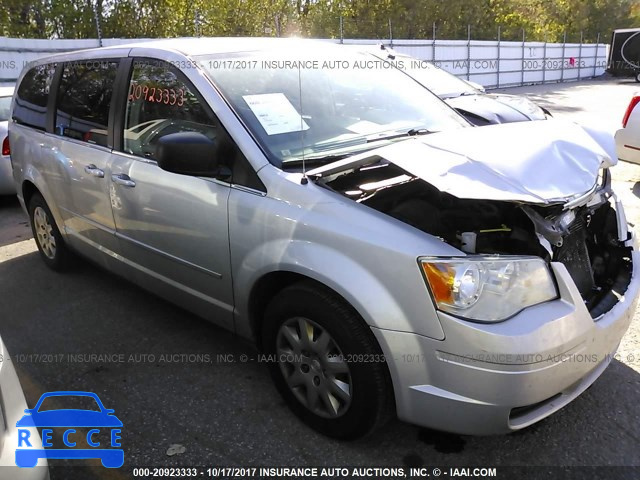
[28,193,73,271]
[263,281,394,439]
[635,72,640,83]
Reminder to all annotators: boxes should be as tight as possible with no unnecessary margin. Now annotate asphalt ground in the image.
[0,76,639,479]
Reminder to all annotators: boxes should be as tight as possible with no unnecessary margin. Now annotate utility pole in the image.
[92,0,103,47]
[195,9,202,37]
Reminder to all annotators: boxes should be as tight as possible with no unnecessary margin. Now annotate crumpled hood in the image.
[314,120,615,204]
[445,93,539,124]
[487,93,548,121]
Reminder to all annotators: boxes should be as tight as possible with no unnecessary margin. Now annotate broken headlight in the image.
[419,256,558,322]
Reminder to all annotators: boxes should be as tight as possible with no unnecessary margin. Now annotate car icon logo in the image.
[15,391,123,468]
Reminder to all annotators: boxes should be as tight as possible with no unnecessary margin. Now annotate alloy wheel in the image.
[33,206,56,259]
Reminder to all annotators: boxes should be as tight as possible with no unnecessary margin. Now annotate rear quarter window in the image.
[13,63,57,131]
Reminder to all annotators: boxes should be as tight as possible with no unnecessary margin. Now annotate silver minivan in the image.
[9,38,639,438]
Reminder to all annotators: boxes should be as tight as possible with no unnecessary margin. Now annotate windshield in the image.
[402,61,479,98]
[197,49,468,168]
[0,95,11,121]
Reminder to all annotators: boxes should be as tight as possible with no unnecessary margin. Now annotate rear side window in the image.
[13,63,56,130]
[55,60,119,147]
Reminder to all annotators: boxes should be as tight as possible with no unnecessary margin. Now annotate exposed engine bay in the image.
[319,161,633,318]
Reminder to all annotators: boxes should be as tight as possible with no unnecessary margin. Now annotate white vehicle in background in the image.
[366,47,549,126]
[0,337,49,477]
[0,86,16,195]
[615,94,640,164]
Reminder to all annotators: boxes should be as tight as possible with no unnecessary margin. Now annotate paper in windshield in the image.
[243,93,310,135]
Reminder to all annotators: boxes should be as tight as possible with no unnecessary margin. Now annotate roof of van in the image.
[102,37,337,56]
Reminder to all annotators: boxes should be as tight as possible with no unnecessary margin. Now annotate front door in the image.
[108,59,234,329]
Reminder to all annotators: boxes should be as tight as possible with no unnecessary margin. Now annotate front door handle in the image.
[84,164,104,178]
[111,173,136,188]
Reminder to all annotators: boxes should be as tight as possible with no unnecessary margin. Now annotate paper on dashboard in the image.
[243,93,310,135]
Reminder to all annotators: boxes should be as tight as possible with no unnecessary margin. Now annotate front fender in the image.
[233,239,445,341]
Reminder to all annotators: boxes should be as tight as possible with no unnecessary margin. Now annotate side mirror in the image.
[156,132,219,177]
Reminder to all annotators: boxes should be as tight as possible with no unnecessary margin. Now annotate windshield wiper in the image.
[282,153,352,169]
[444,91,477,99]
[282,127,432,169]
[366,127,432,143]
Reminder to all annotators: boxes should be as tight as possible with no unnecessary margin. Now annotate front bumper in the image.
[0,340,49,478]
[373,249,640,435]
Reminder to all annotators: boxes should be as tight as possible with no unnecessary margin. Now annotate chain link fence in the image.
[0,24,609,89]
[333,19,608,89]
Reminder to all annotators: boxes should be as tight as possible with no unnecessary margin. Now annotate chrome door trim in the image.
[231,184,267,197]
[110,150,158,166]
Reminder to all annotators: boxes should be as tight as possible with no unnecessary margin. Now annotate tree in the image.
[0,0,637,41]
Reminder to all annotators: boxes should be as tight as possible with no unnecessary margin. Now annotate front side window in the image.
[123,60,216,160]
[55,60,119,147]
[13,63,57,130]
[122,59,265,191]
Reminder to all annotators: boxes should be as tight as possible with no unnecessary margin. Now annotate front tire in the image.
[28,193,72,271]
[263,281,394,439]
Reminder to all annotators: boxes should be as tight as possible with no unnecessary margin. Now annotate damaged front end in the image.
[313,158,633,320]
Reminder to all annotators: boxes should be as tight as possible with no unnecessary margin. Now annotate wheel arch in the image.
[248,271,344,350]
[21,178,65,234]
[236,240,444,342]
[22,179,39,207]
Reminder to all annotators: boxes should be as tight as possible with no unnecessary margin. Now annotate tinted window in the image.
[55,60,119,146]
[13,64,56,130]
